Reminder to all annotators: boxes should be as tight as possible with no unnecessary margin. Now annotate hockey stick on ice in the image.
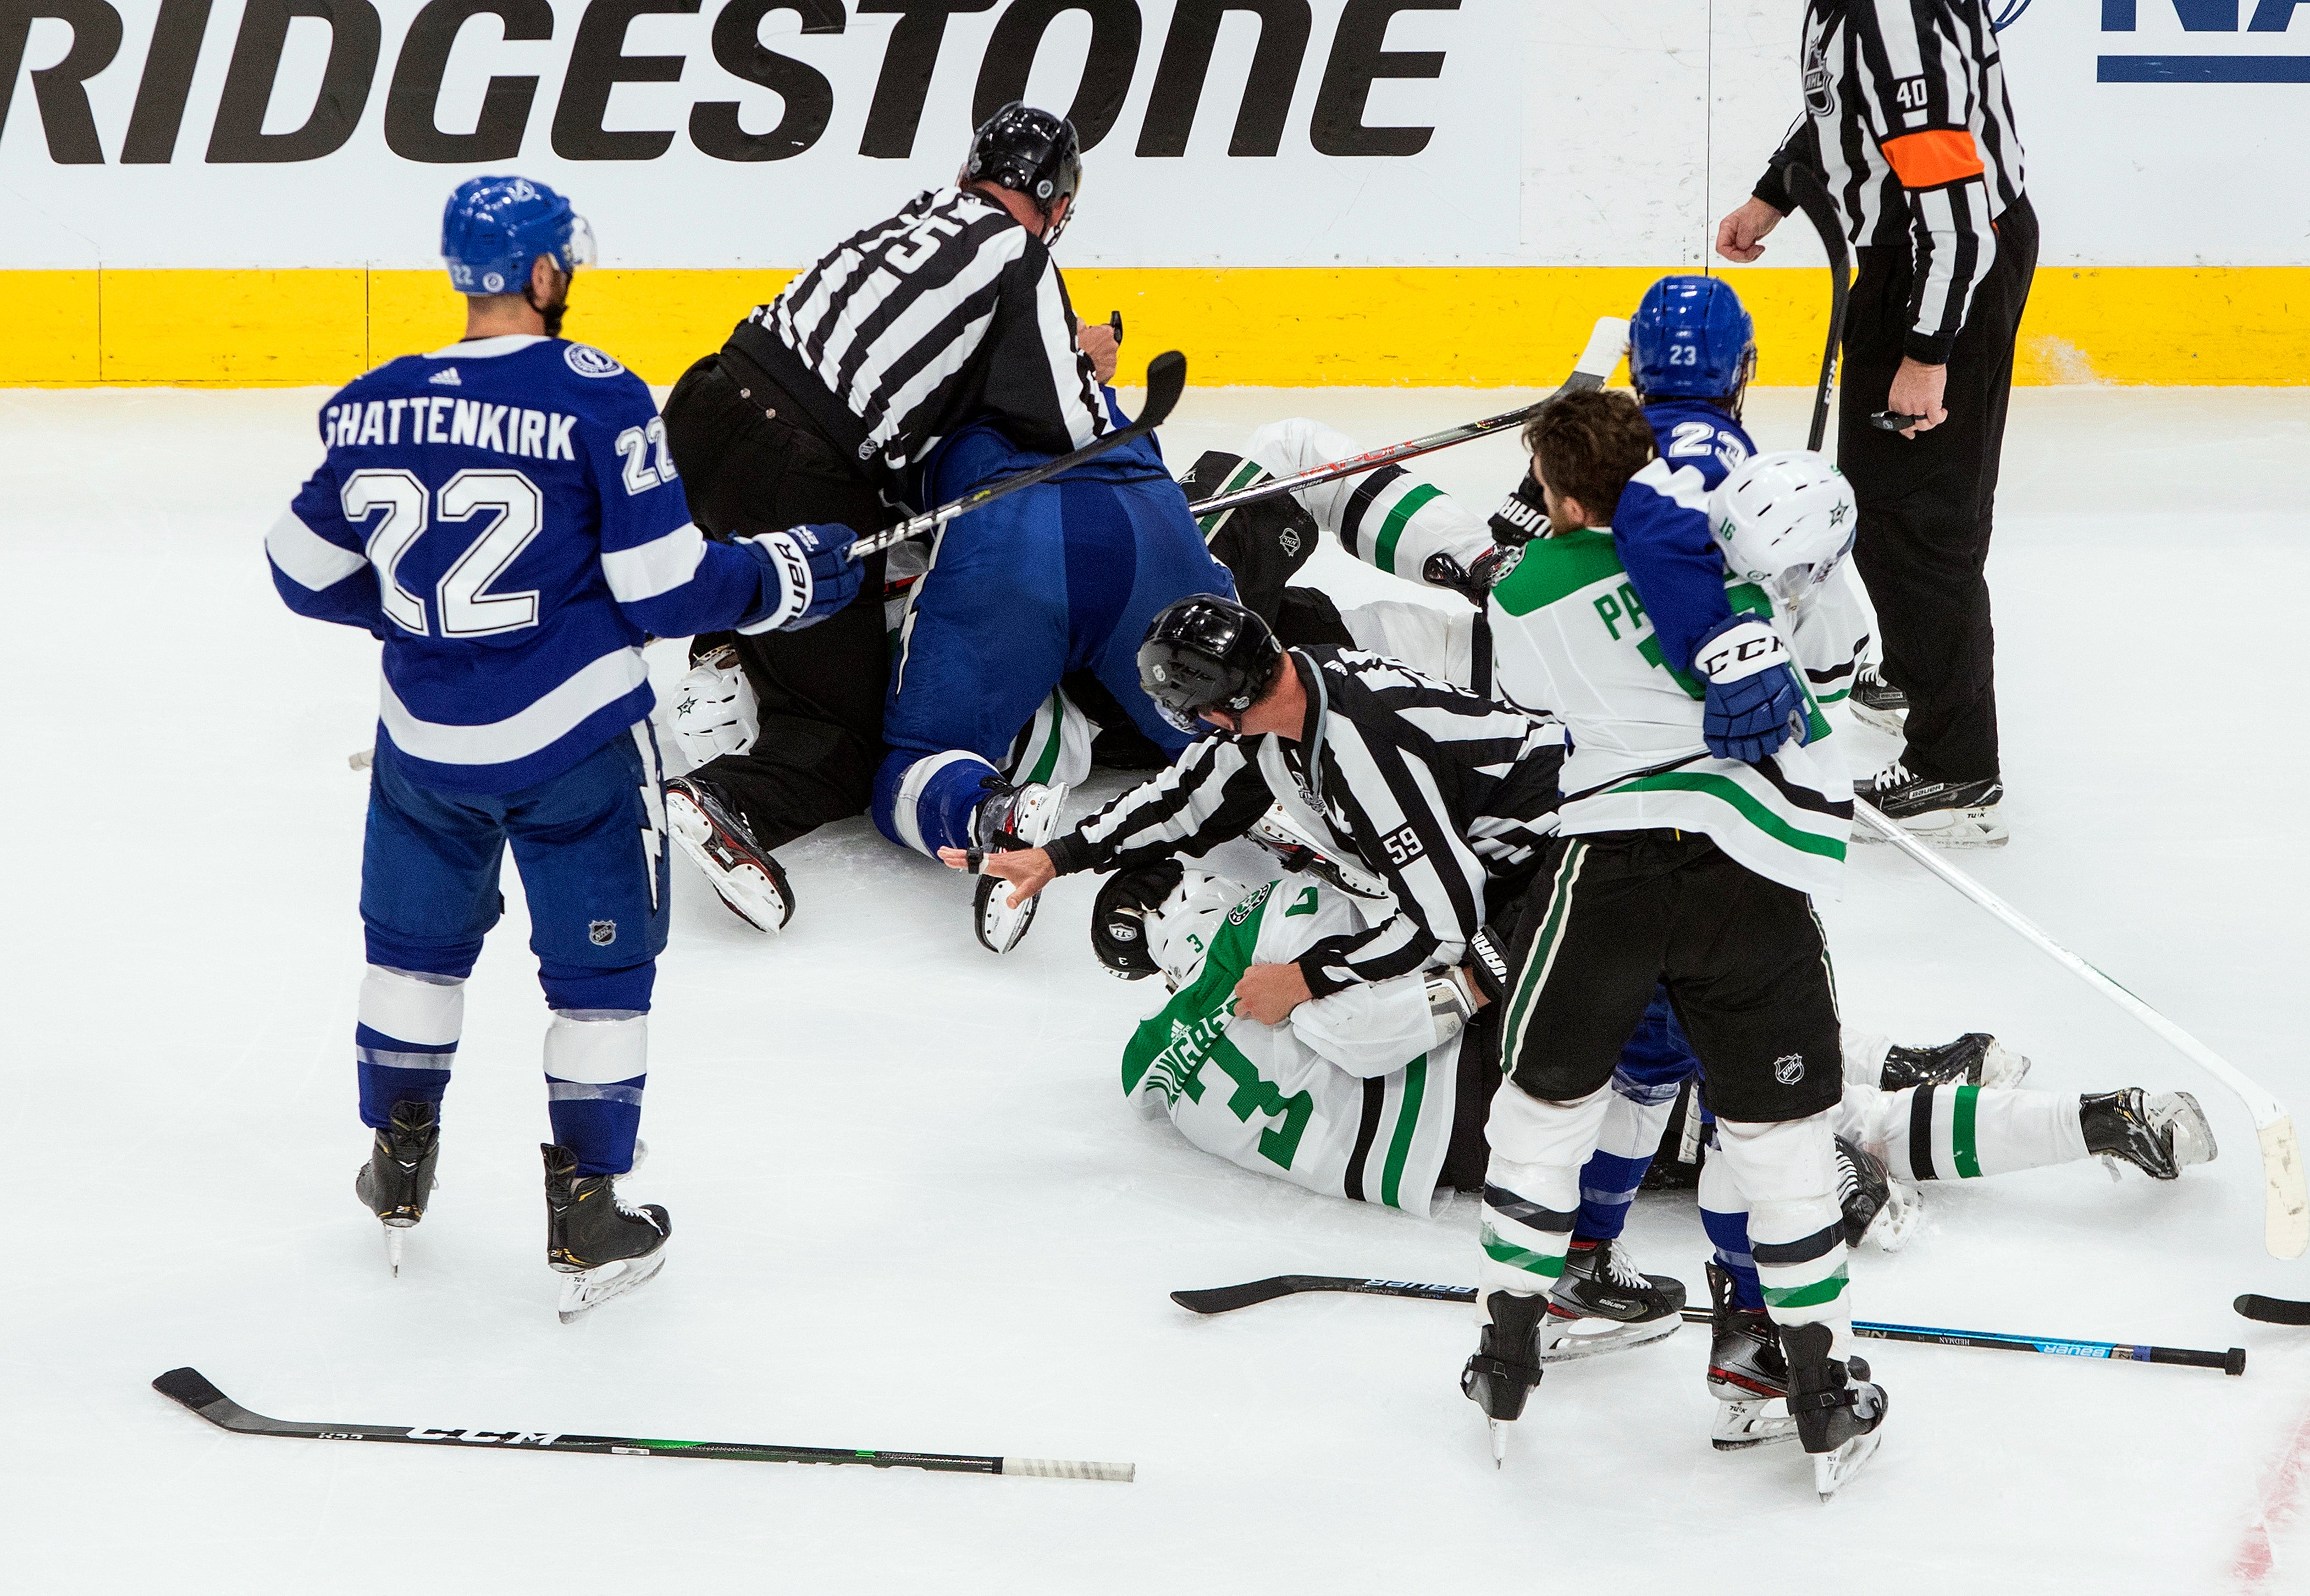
[847,350,1187,560]
[1783,165,1851,455]
[1170,1279,2245,1372]
[1182,317,1633,520]
[2237,1295,2310,1327]
[1855,799,2309,1260]
[151,1367,1133,1482]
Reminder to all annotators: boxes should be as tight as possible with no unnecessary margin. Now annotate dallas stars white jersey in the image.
[1486,512,1852,898]
[1121,879,1461,1214]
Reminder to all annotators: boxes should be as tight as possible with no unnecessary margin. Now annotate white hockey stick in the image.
[1183,316,1632,519]
[1856,799,2309,1260]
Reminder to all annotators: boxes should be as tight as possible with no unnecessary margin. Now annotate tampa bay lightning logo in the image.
[1990,0,2032,29]
[564,344,625,379]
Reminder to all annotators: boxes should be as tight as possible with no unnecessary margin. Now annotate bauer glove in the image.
[736,523,863,633]
[1694,612,1810,764]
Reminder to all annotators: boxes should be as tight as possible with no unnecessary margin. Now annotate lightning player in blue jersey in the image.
[266,176,860,1319]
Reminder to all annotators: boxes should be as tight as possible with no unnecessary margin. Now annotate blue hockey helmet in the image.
[441,175,595,297]
[1630,275,1756,407]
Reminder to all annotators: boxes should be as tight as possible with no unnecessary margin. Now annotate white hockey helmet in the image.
[1146,870,1252,990]
[1709,450,1858,614]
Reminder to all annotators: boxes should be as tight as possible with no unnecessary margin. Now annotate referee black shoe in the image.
[1849,664,1908,735]
[1857,759,2007,848]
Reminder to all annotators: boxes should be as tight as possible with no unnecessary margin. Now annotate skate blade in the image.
[1539,1313,1681,1363]
[383,1223,404,1277]
[1849,703,1908,737]
[1980,1040,2032,1089]
[1813,1428,1883,1501]
[1711,1398,1798,1451]
[556,1249,668,1324]
[1489,1418,1507,1469]
[1854,807,2007,849]
[974,872,1040,954]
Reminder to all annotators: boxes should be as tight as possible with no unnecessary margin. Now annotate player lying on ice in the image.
[1092,861,2217,1451]
[265,176,862,1320]
[655,103,1231,953]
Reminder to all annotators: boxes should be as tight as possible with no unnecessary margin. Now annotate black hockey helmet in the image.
[1091,859,1186,980]
[961,102,1082,241]
[1137,595,1284,734]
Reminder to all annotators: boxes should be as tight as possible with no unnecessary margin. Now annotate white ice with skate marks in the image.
[3,384,2309,1592]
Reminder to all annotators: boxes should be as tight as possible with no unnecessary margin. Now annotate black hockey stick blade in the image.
[152,1368,1132,1481]
[1171,1276,1475,1315]
[1783,164,1851,454]
[850,351,1187,560]
[2237,1294,2310,1326]
[1184,317,1629,520]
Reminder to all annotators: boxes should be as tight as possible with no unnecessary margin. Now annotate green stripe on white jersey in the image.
[1488,527,1851,898]
[1119,878,1459,1213]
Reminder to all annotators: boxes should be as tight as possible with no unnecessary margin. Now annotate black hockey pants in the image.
[1840,193,2038,785]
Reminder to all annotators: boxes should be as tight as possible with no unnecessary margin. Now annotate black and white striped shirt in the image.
[1755,1,2027,364]
[727,187,1108,494]
[1044,649,1567,996]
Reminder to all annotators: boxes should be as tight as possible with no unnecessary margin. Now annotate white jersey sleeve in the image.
[1244,417,1494,586]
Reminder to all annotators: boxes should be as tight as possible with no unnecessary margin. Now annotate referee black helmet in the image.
[961,102,1082,239]
[1138,595,1283,734]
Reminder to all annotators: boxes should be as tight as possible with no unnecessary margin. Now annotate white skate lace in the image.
[1866,757,1916,794]
[1600,1244,1648,1292]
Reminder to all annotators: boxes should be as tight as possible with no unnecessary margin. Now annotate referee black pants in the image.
[661,350,893,853]
[1495,831,1843,1125]
[1840,192,2038,785]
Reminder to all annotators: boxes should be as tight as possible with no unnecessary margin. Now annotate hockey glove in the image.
[1489,468,1550,546]
[1422,545,1523,609]
[736,523,863,633]
[1694,613,1810,764]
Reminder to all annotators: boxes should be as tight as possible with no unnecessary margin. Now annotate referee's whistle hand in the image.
[938,844,1057,908]
[1075,318,1120,385]
[1887,358,1949,439]
[1715,198,1784,264]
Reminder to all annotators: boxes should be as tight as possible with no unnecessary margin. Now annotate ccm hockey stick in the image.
[1170,1279,2244,1373]
[1783,164,1850,454]
[152,1367,1132,1482]
[848,350,1187,560]
[1855,799,2310,1260]
[1183,317,1633,520]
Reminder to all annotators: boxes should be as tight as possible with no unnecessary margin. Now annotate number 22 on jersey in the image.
[345,468,544,639]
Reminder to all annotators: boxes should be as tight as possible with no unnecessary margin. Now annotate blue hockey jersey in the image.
[268,334,782,794]
[1610,397,1756,676]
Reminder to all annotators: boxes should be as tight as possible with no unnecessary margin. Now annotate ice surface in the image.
[4,381,2308,1592]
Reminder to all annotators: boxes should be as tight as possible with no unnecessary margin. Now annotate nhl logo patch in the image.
[589,919,618,946]
[565,344,625,379]
[1773,1052,1805,1085]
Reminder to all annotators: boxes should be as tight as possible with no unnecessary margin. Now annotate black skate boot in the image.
[1706,1262,1793,1451]
[1462,1289,1549,1467]
[1857,759,2007,847]
[1879,1031,2031,1091]
[1782,1321,1889,1500]
[355,1100,440,1277]
[1849,664,1908,735]
[543,1144,671,1323]
[2081,1088,2218,1180]
[664,775,793,932]
[1543,1238,1687,1361]
[970,777,1068,954]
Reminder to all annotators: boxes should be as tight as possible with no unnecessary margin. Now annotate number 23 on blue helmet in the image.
[1709,450,1859,615]
[1630,275,1757,409]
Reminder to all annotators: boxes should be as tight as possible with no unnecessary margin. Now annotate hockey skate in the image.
[1705,1263,1795,1451]
[1461,1289,1549,1467]
[2082,1088,2217,1180]
[1782,1321,1888,1500]
[1849,664,1908,736]
[664,775,793,932]
[543,1144,671,1323]
[1835,1136,1921,1252]
[1246,804,1387,900]
[971,779,1068,953]
[354,1099,440,1277]
[1540,1239,1687,1362]
[1880,1031,2031,1091]
[1856,760,2007,848]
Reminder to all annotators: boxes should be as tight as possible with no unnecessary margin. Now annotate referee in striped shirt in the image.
[660,103,1116,905]
[1717,0,2035,846]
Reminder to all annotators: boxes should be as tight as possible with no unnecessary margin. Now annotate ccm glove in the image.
[736,523,863,633]
[1694,612,1810,763]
